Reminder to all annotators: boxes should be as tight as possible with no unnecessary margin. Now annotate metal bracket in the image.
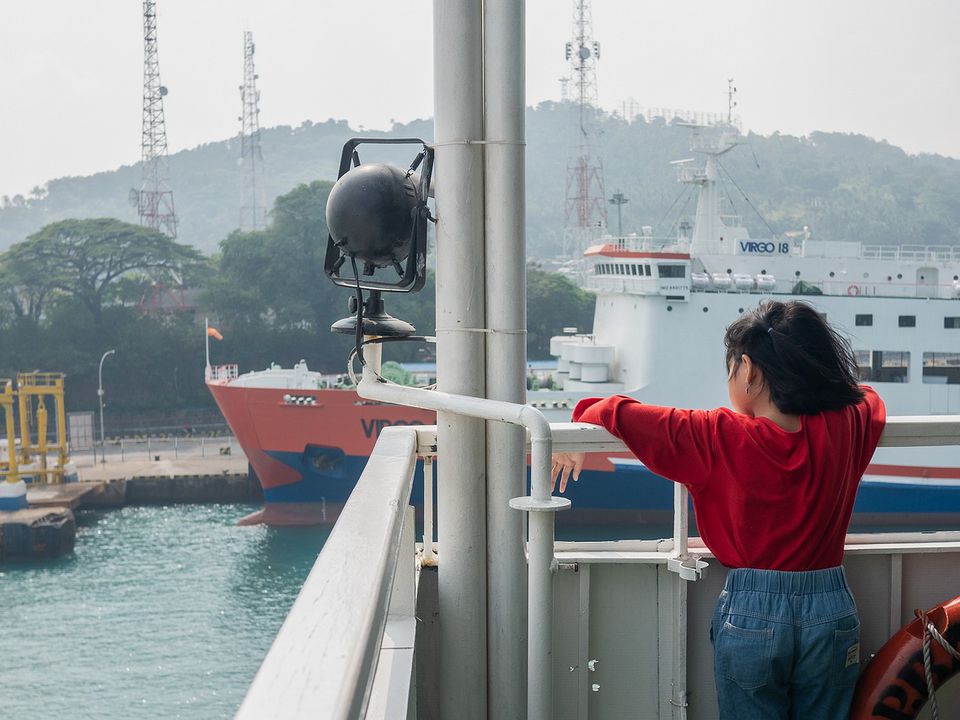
[667,554,708,581]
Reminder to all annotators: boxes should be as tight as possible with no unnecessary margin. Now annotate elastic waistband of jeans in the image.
[724,566,849,594]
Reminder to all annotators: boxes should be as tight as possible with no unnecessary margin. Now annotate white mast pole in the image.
[204,316,211,379]
[433,1,488,717]
[484,0,529,716]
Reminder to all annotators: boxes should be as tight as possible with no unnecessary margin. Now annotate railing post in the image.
[423,456,435,561]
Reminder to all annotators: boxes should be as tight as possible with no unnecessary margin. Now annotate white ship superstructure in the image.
[551,124,960,477]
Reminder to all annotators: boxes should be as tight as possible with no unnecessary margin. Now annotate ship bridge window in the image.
[658,264,686,278]
[923,352,960,385]
[945,317,960,329]
[855,350,910,383]
[631,265,638,276]
[644,265,651,276]
[898,315,916,328]
[855,314,873,327]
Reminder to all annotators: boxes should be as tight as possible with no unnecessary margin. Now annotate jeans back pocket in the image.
[716,618,775,691]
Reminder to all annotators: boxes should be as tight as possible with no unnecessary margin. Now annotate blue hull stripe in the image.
[261,449,960,517]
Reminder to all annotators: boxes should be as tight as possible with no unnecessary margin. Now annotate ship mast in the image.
[676,125,740,255]
[137,0,177,238]
[562,0,607,256]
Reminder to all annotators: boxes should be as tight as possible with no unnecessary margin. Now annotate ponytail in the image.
[724,301,864,414]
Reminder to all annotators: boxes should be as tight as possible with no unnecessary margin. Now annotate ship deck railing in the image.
[238,415,960,719]
[862,244,960,263]
[206,363,238,382]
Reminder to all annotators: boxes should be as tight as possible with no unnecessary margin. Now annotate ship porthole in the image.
[703,307,709,312]
[829,271,835,277]
[667,306,673,312]
[738,308,744,313]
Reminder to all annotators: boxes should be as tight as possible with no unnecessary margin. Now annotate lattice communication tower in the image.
[138,0,177,238]
[563,0,607,255]
[239,32,267,231]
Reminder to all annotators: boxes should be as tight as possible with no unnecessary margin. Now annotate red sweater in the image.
[572,388,886,570]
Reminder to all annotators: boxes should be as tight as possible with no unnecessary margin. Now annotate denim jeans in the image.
[710,566,860,720]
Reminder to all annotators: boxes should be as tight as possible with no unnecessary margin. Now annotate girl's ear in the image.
[741,354,755,384]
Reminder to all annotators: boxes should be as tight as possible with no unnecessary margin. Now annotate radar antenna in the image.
[239,31,267,231]
[727,78,738,126]
[137,0,177,238]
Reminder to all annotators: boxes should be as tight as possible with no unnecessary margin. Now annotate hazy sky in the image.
[1,1,958,199]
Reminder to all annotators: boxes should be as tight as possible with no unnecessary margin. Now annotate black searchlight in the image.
[324,138,434,338]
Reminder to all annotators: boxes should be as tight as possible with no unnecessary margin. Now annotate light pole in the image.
[98,349,116,464]
[609,190,628,237]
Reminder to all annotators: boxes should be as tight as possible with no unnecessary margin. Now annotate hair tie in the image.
[767,326,774,335]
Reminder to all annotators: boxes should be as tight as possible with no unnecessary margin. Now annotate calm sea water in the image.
[0,505,330,720]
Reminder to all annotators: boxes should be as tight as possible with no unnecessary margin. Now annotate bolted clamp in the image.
[667,554,709,581]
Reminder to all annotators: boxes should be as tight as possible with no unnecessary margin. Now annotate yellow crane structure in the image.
[1,378,20,486]
[15,372,69,484]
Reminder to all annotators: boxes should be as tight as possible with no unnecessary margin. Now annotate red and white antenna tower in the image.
[239,31,267,232]
[137,0,177,238]
[563,0,607,256]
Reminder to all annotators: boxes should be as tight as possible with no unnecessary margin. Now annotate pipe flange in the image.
[509,496,572,512]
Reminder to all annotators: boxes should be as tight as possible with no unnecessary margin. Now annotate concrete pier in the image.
[1,441,257,561]
[0,507,76,560]
[74,441,254,505]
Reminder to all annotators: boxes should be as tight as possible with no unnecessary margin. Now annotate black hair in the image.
[724,300,865,415]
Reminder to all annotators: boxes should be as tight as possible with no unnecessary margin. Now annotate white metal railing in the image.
[239,414,960,719]
[861,244,960,263]
[236,427,419,720]
[206,364,239,382]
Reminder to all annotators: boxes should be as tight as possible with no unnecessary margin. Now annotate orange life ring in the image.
[848,285,861,296]
[849,594,960,719]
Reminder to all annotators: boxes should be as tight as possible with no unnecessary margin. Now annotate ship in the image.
[207,124,960,529]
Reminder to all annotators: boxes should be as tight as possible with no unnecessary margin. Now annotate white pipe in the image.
[483,0,528,715]
[357,369,567,720]
[360,372,550,457]
[433,1,488,715]
[423,455,435,561]
[672,484,689,558]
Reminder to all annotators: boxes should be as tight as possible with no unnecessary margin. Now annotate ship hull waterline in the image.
[208,381,960,533]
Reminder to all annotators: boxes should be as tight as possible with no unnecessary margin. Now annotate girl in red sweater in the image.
[553,300,886,720]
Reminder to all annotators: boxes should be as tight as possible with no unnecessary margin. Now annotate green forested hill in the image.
[2,104,958,255]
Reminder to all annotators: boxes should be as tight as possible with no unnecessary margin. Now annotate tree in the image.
[526,267,595,358]
[206,181,340,331]
[2,218,204,329]
[0,259,47,325]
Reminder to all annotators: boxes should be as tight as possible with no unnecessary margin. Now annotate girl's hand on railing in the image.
[551,452,585,494]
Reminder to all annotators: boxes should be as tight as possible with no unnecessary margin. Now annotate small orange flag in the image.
[207,327,224,341]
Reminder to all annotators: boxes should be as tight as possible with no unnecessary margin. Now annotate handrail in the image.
[236,426,418,720]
